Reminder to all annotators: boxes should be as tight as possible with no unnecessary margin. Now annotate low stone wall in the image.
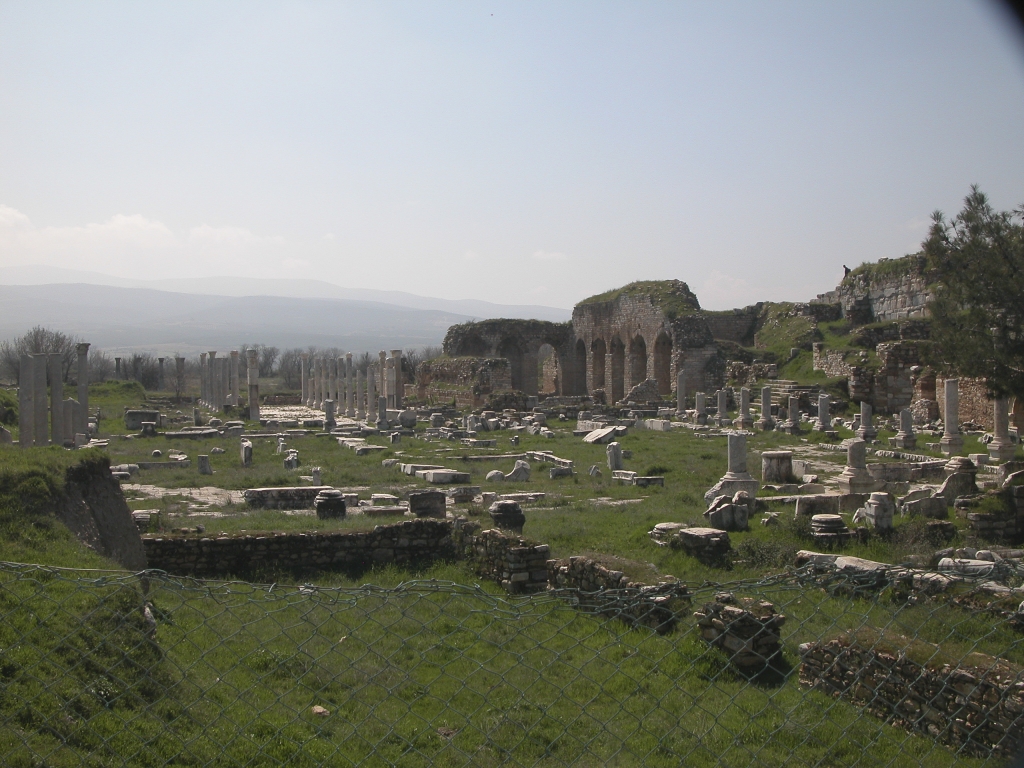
[955,487,1024,543]
[812,344,855,379]
[464,526,550,594]
[243,486,334,509]
[547,555,690,632]
[799,633,1024,758]
[143,519,455,577]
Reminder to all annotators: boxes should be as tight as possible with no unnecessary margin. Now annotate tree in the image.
[0,326,82,384]
[923,186,1024,399]
[257,345,280,378]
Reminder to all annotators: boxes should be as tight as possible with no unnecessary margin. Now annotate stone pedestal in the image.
[989,397,1016,463]
[704,433,758,503]
[855,401,876,441]
[892,408,915,450]
[314,489,346,519]
[837,439,878,494]
[734,387,754,430]
[607,441,624,471]
[754,386,774,431]
[939,379,963,456]
[761,451,795,484]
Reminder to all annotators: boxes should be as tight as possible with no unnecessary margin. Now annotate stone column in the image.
[309,357,317,409]
[207,352,218,409]
[18,354,34,448]
[837,438,876,494]
[893,408,916,450]
[356,370,365,420]
[783,395,802,434]
[33,353,49,445]
[989,397,1015,462]
[716,389,728,426]
[62,399,75,444]
[329,358,338,404]
[158,357,165,391]
[704,432,758,504]
[76,343,90,436]
[676,371,686,415]
[755,386,774,431]
[814,392,830,431]
[324,399,336,430]
[940,378,963,456]
[199,352,208,406]
[735,387,753,430]
[856,400,876,440]
[606,441,623,470]
[391,350,403,409]
[367,367,376,414]
[378,351,388,405]
[115,357,122,379]
[694,392,706,425]
[229,351,240,407]
[174,357,185,400]
[376,395,387,429]
[247,349,260,422]
[323,358,330,409]
[346,354,355,417]
[49,353,63,445]
[217,357,227,412]
[300,353,310,407]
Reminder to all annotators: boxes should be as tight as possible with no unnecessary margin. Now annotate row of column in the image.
[17,344,90,448]
[299,350,403,420]
[198,351,241,413]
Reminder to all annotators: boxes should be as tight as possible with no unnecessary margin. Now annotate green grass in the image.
[0,386,1019,766]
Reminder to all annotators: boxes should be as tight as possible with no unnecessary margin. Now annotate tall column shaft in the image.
[76,343,90,436]
[33,353,49,445]
[18,354,34,448]
[229,351,240,406]
[345,354,355,417]
[49,353,64,445]
[391,350,403,409]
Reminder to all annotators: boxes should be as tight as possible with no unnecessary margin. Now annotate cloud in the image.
[531,250,568,261]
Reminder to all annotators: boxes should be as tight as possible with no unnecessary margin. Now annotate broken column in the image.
[208,351,218,410]
[734,387,753,430]
[49,353,63,445]
[246,349,260,422]
[378,350,388,406]
[198,455,213,475]
[704,433,758,503]
[607,441,624,471]
[391,350,403,409]
[18,354,34,448]
[676,370,686,415]
[782,395,802,434]
[853,492,895,531]
[324,399,336,431]
[755,386,774,431]
[158,357,165,391]
[301,352,310,407]
[115,357,122,379]
[240,439,253,467]
[814,392,830,432]
[32,353,49,446]
[356,370,365,421]
[715,389,728,426]
[229,351,240,406]
[939,379,964,456]
[376,395,387,430]
[76,343,90,436]
[329,358,338,405]
[836,438,877,494]
[199,352,208,406]
[855,400,876,441]
[893,408,916,450]
[988,397,1016,463]
[694,392,706,425]
[346,354,355,417]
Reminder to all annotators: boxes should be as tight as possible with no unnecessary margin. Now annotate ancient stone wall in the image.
[142,519,456,578]
[463,526,550,594]
[416,357,512,408]
[935,376,993,429]
[799,634,1024,758]
[703,305,762,345]
[817,255,931,323]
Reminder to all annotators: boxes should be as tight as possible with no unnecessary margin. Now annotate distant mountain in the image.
[0,265,572,323]
[0,283,485,355]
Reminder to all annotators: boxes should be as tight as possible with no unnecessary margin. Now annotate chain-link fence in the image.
[0,560,1021,767]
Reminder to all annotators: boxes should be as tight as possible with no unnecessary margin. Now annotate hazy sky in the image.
[1,1,1023,310]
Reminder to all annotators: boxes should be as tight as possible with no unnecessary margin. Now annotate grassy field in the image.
[0,384,1020,766]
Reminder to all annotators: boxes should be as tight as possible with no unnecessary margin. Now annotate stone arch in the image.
[497,337,524,392]
[629,334,647,392]
[591,338,606,390]
[654,331,672,395]
[455,333,490,357]
[610,336,625,404]
[574,339,587,395]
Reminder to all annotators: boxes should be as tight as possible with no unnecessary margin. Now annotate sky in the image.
[1,1,1023,311]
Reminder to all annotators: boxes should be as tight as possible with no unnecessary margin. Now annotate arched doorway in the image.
[456,334,490,357]
[591,338,606,391]
[654,332,672,395]
[574,339,587,395]
[629,334,647,391]
[610,336,625,404]
[537,343,557,395]
[497,338,524,392]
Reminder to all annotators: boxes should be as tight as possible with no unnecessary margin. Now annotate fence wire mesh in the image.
[0,560,1021,767]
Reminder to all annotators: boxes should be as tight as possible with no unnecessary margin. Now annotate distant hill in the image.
[0,283,487,355]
